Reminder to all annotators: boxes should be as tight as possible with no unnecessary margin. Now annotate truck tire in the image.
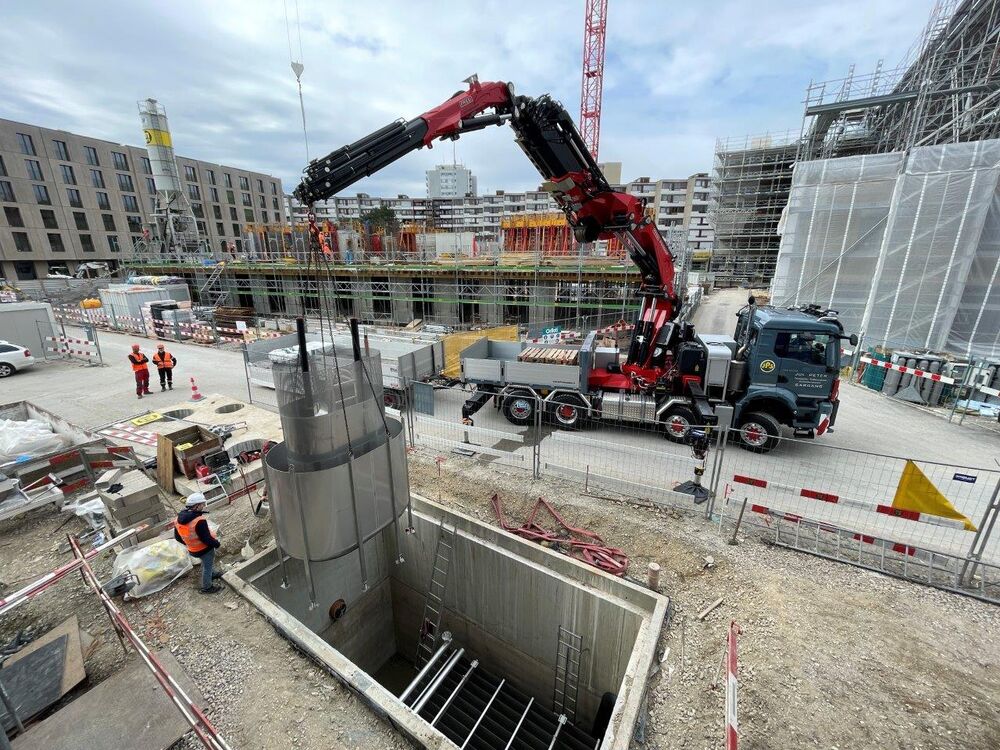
[501,393,536,426]
[547,395,585,430]
[662,405,697,443]
[736,412,781,453]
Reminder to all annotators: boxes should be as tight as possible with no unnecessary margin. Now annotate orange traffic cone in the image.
[189,376,205,402]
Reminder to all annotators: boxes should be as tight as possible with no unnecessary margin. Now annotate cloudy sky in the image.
[1,0,935,197]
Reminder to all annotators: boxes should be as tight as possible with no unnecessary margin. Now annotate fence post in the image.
[173,316,182,342]
[88,323,103,365]
[242,342,253,404]
[706,426,728,519]
[211,319,220,345]
[948,361,974,423]
[959,475,1000,587]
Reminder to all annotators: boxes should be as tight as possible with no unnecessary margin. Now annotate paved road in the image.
[690,287,748,335]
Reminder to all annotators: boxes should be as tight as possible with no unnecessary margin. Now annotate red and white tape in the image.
[859,356,954,384]
[726,620,741,750]
[731,474,968,530]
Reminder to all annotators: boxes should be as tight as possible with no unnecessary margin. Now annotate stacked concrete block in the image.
[100,470,171,543]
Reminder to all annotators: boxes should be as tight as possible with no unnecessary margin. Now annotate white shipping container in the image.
[98,284,190,323]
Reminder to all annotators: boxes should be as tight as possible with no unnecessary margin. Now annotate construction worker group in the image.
[128,343,177,399]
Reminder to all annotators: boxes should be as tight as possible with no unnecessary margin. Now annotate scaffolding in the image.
[712,0,1000,284]
[710,130,801,282]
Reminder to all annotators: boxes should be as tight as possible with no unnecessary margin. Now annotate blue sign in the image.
[953,473,977,484]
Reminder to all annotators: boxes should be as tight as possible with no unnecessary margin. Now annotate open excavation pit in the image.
[228,495,667,750]
[225,319,666,748]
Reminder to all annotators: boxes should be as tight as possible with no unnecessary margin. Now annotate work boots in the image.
[168,382,173,390]
[161,384,166,391]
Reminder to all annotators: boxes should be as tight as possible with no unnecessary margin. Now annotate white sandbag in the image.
[0,419,68,464]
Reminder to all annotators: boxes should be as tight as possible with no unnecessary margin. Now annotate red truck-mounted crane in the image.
[297,77,688,397]
[297,76,854,452]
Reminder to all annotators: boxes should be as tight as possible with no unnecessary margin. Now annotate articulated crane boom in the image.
[295,76,679,390]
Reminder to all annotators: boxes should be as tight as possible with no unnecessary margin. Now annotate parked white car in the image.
[0,340,36,377]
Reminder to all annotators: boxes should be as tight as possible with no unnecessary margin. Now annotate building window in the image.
[102,214,116,231]
[239,176,249,191]
[84,145,99,166]
[272,197,279,210]
[12,231,31,252]
[0,155,6,177]
[111,151,128,170]
[256,178,264,193]
[273,211,281,223]
[215,222,225,235]
[140,157,152,174]
[122,194,139,212]
[231,222,241,236]
[53,140,70,160]
[67,188,83,208]
[60,164,76,185]
[40,209,58,229]
[257,194,266,208]
[224,173,233,188]
[271,182,278,195]
[96,191,110,210]
[184,165,197,181]
[197,220,207,234]
[33,184,51,205]
[226,190,235,205]
[229,206,238,220]
[89,169,105,188]
[17,133,36,155]
[108,235,121,253]
[149,197,157,213]
[207,169,216,185]
[117,173,134,192]
[80,234,95,253]
[192,203,204,218]
[74,212,89,230]
[4,206,24,227]
[127,215,142,232]
[48,233,66,252]
[25,159,44,180]
[209,187,219,202]
[146,177,156,194]
[188,184,200,200]
[0,181,14,202]
[212,204,222,220]
[244,208,254,221]
[241,192,251,207]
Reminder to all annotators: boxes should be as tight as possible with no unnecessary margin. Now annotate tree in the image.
[359,206,399,235]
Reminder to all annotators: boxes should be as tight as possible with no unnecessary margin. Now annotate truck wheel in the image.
[548,395,585,430]
[736,412,781,453]
[502,393,536,426]
[662,406,697,443]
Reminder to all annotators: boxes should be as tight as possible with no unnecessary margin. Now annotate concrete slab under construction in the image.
[226,494,667,750]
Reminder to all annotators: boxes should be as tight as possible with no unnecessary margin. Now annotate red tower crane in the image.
[579,0,608,160]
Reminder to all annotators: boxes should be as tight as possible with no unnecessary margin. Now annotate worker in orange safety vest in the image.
[174,492,223,594]
[128,344,152,399]
[151,343,177,391]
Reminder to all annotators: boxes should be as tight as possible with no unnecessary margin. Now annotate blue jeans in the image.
[200,548,215,590]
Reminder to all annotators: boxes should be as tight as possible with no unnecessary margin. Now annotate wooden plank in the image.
[2,616,86,697]
[156,433,175,492]
[12,651,204,750]
[697,597,724,621]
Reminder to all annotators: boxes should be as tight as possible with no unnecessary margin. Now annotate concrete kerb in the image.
[225,493,668,750]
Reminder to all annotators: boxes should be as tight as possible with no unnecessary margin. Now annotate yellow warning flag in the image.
[891,460,977,531]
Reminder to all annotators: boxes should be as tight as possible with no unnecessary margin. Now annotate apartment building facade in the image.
[426,164,477,198]
[0,117,283,281]
[285,172,714,255]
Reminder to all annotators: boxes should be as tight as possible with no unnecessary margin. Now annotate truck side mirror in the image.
[849,333,858,346]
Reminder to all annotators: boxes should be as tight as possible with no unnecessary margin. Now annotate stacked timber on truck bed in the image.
[517,347,579,365]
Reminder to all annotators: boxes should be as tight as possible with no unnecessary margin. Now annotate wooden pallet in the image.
[518,347,579,365]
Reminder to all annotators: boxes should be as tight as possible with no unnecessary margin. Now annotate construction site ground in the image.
[1,288,997,749]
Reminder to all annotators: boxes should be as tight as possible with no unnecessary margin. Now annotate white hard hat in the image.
[185,492,207,507]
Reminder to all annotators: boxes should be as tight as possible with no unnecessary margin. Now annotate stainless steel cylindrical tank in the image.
[265,349,410,561]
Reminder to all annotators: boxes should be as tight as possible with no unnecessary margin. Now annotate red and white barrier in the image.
[99,423,158,447]
[45,335,97,360]
[859,356,955,384]
[726,620,741,750]
[599,321,635,334]
[731,474,969,531]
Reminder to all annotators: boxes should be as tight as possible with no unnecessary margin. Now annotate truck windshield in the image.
[774,332,835,367]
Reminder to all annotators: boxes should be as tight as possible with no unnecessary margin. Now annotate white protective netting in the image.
[772,140,1000,359]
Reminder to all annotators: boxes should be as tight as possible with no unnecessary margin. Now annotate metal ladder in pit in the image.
[415,522,456,668]
[552,625,582,723]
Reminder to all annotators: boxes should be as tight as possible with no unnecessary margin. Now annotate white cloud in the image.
[0,0,936,194]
